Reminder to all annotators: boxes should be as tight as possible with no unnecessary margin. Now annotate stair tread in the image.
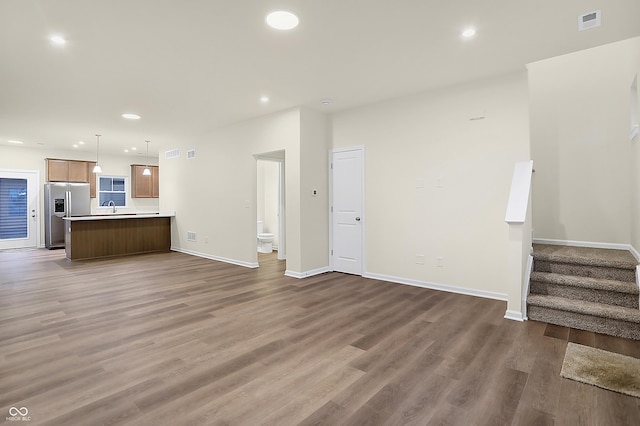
[532,244,638,270]
[530,271,639,294]
[527,294,640,323]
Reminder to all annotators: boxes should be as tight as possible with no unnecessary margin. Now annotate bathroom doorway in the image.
[255,151,285,262]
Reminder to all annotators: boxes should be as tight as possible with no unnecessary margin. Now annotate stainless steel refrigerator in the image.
[44,182,91,249]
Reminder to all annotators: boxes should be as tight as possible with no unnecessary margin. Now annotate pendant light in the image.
[92,134,102,173]
[142,140,151,175]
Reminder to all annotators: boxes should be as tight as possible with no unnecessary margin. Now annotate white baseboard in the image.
[636,267,640,304]
[285,266,331,279]
[363,272,508,301]
[504,310,525,321]
[171,247,259,268]
[630,245,640,262]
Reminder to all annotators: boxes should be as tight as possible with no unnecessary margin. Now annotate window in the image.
[0,178,27,239]
[99,176,127,207]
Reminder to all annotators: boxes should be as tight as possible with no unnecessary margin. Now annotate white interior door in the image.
[331,147,364,275]
[0,170,38,250]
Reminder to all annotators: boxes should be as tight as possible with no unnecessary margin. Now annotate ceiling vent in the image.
[186,149,196,159]
[578,10,601,31]
[165,148,180,159]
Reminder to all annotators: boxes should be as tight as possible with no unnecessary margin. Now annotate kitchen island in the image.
[63,213,174,260]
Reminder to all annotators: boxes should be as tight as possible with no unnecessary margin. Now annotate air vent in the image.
[578,10,601,31]
[186,149,196,160]
[187,231,196,242]
[165,148,180,159]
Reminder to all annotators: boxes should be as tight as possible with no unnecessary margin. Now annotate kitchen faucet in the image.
[108,200,116,213]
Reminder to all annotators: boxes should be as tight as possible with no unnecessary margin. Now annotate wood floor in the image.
[1,249,639,425]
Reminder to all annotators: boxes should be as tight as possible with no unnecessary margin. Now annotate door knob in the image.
[355,217,361,221]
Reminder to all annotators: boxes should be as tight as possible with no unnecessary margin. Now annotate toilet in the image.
[257,220,274,253]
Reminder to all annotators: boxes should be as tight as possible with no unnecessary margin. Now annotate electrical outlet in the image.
[436,256,444,267]
[415,254,425,265]
[204,236,208,244]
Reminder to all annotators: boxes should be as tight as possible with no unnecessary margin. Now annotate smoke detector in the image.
[578,10,601,31]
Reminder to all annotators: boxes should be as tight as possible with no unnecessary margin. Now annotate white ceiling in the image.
[1,1,639,157]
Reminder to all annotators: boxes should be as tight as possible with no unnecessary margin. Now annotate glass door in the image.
[0,170,38,250]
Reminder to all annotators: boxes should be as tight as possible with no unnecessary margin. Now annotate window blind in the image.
[0,178,28,240]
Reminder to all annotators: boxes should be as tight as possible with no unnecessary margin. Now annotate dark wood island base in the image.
[64,215,172,260]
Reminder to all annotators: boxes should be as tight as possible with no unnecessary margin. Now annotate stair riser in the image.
[534,260,635,282]
[527,305,640,340]
[530,281,639,309]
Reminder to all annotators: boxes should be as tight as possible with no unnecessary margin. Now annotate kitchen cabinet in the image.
[64,214,172,260]
[87,162,97,198]
[47,159,71,182]
[131,165,159,198]
[46,158,97,197]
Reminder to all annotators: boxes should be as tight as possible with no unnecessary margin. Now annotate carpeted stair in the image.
[527,244,640,340]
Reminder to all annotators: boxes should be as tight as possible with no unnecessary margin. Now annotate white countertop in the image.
[63,212,175,221]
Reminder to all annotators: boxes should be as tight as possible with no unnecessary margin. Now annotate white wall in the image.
[160,108,328,274]
[160,107,330,273]
[631,65,640,253]
[332,71,530,297]
[299,108,330,272]
[529,37,640,245]
[1,145,159,246]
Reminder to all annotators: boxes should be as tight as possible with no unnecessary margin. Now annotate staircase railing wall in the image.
[504,160,534,321]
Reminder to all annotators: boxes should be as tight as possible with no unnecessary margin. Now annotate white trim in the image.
[285,266,331,279]
[630,245,640,262]
[171,247,259,268]
[331,145,366,154]
[329,145,366,276]
[504,310,525,321]
[533,238,633,252]
[636,266,640,308]
[363,272,508,301]
[0,168,40,249]
[504,160,534,224]
[328,149,333,270]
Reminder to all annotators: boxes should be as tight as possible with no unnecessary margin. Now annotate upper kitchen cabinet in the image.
[131,165,159,198]
[87,161,97,198]
[47,158,87,182]
[46,159,97,197]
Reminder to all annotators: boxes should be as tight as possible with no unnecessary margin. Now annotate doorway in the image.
[0,170,39,250]
[330,146,364,275]
[255,151,286,262]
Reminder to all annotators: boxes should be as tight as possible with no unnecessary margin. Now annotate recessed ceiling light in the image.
[122,113,141,120]
[321,98,332,105]
[8,140,24,144]
[73,144,78,148]
[78,140,85,145]
[260,96,269,104]
[462,28,476,38]
[50,35,67,45]
[124,149,129,153]
[132,147,137,151]
[266,11,299,30]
